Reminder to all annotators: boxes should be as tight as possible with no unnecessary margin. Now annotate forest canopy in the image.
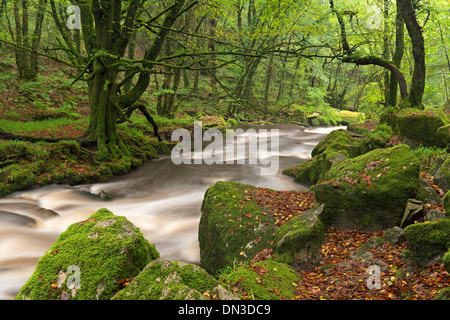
[0,0,448,157]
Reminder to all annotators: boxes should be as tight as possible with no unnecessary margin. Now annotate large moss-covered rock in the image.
[284,125,394,186]
[219,260,301,300]
[437,124,450,147]
[282,150,348,186]
[311,144,420,231]
[338,110,365,125]
[199,181,277,276]
[311,129,362,158]
[15,208,159,300]
[396,108,449,148]
[273,204,327,270]
[112,259,238,300]
[404,219,450,267]
[359,124,394,155]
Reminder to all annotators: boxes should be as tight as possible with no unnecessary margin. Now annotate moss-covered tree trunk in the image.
[85,57,127,158]
[387,0,405,107]
[397,0,426,108]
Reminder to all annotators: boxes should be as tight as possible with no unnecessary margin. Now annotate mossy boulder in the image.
[284,125,394,186]
[338,110,365,125]
[437,124,450,147]
[404,219,450,267]
[311,129,362,158]
[15,208,159,300]
[396,108,449,148]
[359,124,394,155]
[219,260,301,300]
[444,191,450,215]
[311,144,421,231]
[284,129,361,185]
[112,259,238,300]
[273,204,327,270]
[282,150,348,186]
[199,181,278,276]
[347,123,370,136]
[429,155,450,192]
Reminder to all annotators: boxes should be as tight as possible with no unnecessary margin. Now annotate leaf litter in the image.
[228,186,449,300]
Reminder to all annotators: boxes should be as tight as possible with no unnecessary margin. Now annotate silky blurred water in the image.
[0,124,344,299]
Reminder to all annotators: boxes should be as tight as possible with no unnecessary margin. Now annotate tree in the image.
[387,0,405,107]
[11,0,47,80]
[329,0,409,103]
[48,0,190,158]
[397,0,426,108]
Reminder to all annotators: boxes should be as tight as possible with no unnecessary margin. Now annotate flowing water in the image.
[0,124,345,299]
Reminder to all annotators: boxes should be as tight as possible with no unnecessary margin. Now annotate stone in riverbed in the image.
[15,208,159,300]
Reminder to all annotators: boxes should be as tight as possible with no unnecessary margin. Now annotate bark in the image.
[82,0,186,158]
[387,0,405,107]
[264,54,274,109]
[330,0,409,102]
[397,0,425,108]
[12,0,47,80]
[342,55,408,99]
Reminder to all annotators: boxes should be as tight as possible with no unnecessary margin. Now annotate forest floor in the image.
[223,186,449,300]
[1,56,449,300]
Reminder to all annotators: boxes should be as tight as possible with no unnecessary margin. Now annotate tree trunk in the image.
[387,0,405,107]
[382,0,391,104]
[85,57,126,158]
[12,0,47,80]
[264,54,274,109]
[397,0,425,108]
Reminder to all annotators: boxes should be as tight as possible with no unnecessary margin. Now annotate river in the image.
[0,124,345,299]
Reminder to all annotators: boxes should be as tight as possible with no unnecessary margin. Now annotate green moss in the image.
[15,208,159,300]
[444,191,450,215]
[199,181,278,276]
[404,219,450,267]
[437,124,450,149]
[359,124,393,155]
[338,110,365,125]
[283,150,349,186]
[396,108,449,147]
[346,124,370,136]
[443,249,450,273]
[434,287,450,300]
[273,204,327,269]
[311,129,362,158]
[112,259,219,300]
[312,144,420,231]
[219,260,300,300]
